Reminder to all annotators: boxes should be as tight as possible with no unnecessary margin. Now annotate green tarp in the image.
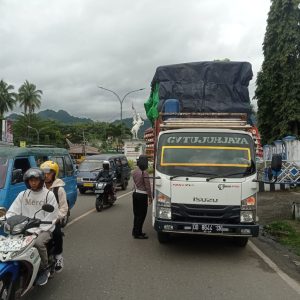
[144,84,159,126]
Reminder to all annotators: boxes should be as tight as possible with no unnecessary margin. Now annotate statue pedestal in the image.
[123,139,146,161]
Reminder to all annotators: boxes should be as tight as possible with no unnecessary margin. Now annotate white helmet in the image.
[103,160,110,170]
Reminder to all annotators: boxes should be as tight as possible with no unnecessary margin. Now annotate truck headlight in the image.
[157,207,171,220]
[241,195,256,210]
[156,190,171,207]
[240,211,254,223]
[240,195,256,223]
[156,191,171,219]
[77,177,83,182]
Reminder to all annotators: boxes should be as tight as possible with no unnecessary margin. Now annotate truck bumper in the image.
[155,220,259,237]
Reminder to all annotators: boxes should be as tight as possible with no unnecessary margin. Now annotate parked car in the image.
[77,154,131,194]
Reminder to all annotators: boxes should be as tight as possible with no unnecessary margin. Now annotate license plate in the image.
[95,190,104,194]
[192,224,223,233]
[83,183,94,187]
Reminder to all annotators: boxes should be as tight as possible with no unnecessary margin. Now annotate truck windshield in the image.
[78,160,103,172]
[0,157,8,189]
[157,132,255,178]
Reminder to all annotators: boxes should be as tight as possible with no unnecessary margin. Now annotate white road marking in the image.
[66,191,132,228]
[249,241,300,295]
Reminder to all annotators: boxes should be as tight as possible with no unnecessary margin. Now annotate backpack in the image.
[52,186,60,204]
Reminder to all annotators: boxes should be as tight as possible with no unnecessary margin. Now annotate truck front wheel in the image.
[157,232,171,243]
[234,237,248,247]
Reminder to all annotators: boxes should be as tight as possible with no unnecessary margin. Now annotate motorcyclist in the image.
[6,168,58,286]
[96,160,116,200]
[40,160,68,273]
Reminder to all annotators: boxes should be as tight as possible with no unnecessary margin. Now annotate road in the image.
[24,188,300,300]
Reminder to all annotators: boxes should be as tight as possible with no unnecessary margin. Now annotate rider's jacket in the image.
[6,187,59,234]
[96,170,114,182]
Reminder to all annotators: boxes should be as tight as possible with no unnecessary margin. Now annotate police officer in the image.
[132,155,152,239]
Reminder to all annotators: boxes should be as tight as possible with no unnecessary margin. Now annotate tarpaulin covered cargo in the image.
[144,61,253,124]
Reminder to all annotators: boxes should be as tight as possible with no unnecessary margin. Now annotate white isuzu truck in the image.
[152,113,259,246]
[144,62,265,246]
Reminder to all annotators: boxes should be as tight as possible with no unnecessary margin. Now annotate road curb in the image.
[250,234,300,293]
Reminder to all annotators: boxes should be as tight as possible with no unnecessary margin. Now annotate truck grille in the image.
[171,203,240,224]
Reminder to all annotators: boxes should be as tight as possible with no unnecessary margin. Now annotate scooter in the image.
[0,204,55,299]
[95,178,117,212]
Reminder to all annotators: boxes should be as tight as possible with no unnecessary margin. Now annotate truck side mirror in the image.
[11,169,23,184]
[271,154,282,172]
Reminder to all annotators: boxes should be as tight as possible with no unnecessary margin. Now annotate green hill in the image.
[38,109,94,124]
[8,109,94,124]
[7,110,152,137]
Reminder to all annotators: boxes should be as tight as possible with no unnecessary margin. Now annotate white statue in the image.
[131,105,144,139]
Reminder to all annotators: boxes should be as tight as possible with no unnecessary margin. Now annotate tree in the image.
[18,80,42,116]
[12,114,65,146]
[0,80,17,119]
[255,0,300,144]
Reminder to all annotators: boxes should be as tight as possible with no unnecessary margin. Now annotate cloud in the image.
[1,0,270,121]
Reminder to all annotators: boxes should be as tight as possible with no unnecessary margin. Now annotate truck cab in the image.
[152,113,259,246]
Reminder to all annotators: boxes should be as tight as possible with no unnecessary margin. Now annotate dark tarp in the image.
[145,61,253,123]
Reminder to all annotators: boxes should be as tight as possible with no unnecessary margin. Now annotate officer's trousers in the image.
[132,192,148,236]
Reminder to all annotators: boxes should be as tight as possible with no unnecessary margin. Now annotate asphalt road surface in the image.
[24,188,300,300]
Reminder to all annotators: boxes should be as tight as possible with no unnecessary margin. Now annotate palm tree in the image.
[0,79,17,119]
[18,80,43,115]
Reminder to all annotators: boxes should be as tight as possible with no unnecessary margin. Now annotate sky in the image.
[1,0,271,122]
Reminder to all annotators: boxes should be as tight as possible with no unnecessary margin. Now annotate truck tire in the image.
[79,188,86,194]
[234,237,248,247]
[157,232,171,244]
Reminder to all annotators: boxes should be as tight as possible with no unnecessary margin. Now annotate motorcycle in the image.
[0,204,55,300]
[95,177,117,212]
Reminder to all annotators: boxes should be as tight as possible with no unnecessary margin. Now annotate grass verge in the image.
[264,220,300,256]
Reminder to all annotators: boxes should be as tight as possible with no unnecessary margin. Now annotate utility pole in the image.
[98,86,145,140]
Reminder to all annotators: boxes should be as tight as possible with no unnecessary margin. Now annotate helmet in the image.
[23,168,45,189]
[40,161,59,178]
[103,160,110,171]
